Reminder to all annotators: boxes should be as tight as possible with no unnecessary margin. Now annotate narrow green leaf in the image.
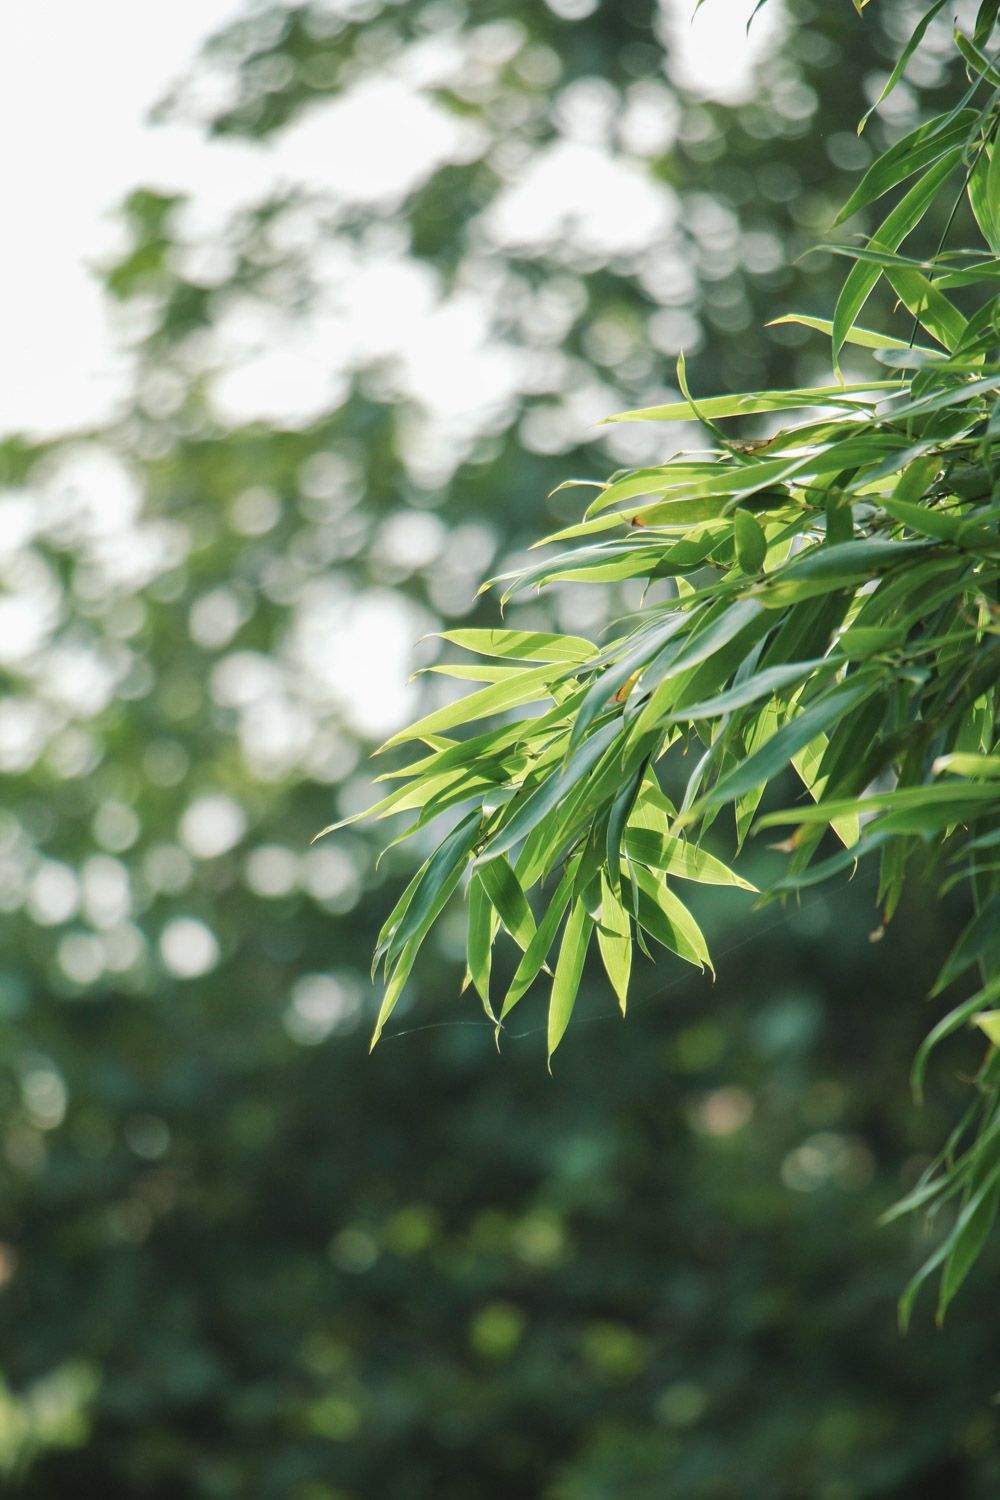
[934,753,1000,778]
[855,0,950,133]
[547,898,594,1062]
[602,383,902,425]
[881,496,964,541]
[479,720,623,863]
[767,313,927,350]
[968,140,1000,254]
[501,862,578,1020]
[376,664,561,752]
[974,1009,1000,1046]
[436,628,595,664]
[838,625,904,658]
[465,873,495,1017]
[567,614,685,755]
[954,27,1000,88]
[734,508,768,573]
[937,1163,1000,1321]
[987,140,1000,252]
[931,892,1000,995]
[370,938,419,1051]
[694,679,876,814]
[899,1159,1000,1331]
[883,265,967,352]
[626,864,711,971]
[835,107,977,218]
[476,854,537,950]
[377,813,480,974]
[597,874,631,1014]
[624,826,757,890]
[664,658,834,722]
[425,662,546,683]
[760,538,933,607]
[912,975,1000,1101]
[605,754,650,895]
[831,148,963,367]
[758,780,1000,831]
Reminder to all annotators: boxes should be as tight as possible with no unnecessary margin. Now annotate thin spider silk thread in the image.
[376,889,829,1047]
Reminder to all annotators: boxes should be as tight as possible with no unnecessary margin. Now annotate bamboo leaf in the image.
[597,875,632,1014]
[479,720,624,863]
[831,148,963,367]
[911,975,1000,1100]
[835,107,977,218]
[931,892,1000,995]
[547,898,594,1062]
[664,658,834,721]
[856,0,950,132]
[733,508,768,574]
[974,1009,1000,1046]
[623,826,757,890]
[766,313,938,354]
[476,854,536,951]
[376,665,563,752]
[436,629,595,663]
[693,679,876,814]
[465,873,496,1018]
[602,383,902,425]
[626,865,711,971]
[501,862,578,1020]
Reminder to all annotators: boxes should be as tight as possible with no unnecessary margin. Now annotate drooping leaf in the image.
[476,854,537,951]
[596,874,632,1015]
[547,897,594,1062]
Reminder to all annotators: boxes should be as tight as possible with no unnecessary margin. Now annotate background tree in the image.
[0,0,997,1495]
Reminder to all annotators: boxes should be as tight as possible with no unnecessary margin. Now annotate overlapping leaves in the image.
[330,1,1000,1322]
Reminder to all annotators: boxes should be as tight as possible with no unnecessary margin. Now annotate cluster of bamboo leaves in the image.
[325,1,1000,1320]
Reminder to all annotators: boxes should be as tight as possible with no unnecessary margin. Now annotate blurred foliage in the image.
[0,0,996,1494]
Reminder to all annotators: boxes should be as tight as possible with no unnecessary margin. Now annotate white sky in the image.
[0,0,778,439]
[1,1,241,433]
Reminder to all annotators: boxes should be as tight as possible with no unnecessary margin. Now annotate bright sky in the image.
[1,1,241,433]
[0,0,779,439]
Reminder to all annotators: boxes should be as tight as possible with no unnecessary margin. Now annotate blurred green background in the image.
[0,0,997,1494]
